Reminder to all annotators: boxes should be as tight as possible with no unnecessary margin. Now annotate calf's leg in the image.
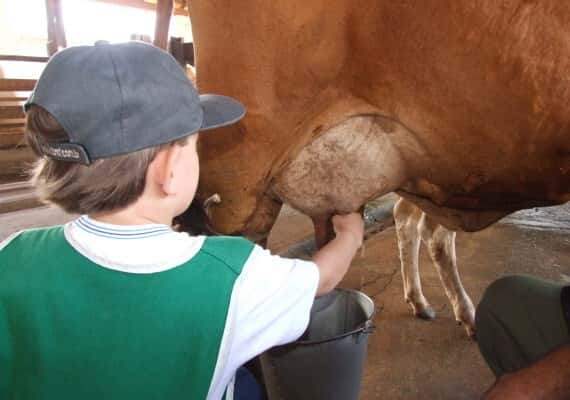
[393,198,436,320]
[418,212,476,338]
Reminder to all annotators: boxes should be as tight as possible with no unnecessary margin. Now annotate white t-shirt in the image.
[6,216,319,400]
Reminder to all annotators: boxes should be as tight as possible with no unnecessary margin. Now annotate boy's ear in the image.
[149,145,183,195]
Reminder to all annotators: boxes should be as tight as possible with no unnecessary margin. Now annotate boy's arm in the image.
[212,212,363,384]
[312,213,364,296]
[483,343,570,400]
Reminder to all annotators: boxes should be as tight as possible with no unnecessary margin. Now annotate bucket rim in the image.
[285,288,376,347]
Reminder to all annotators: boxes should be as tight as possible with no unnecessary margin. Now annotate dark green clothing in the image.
[476,275,570,377]
[0,226,254,400]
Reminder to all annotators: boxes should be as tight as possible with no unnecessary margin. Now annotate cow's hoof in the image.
[406,297,436,320]
[454,305,476,339]
[464,324,477,340]
[414,306,436,320]
[456,320,477,340]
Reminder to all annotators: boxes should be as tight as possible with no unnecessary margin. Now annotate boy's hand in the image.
[332,213,364,248]
[313,212,365,296]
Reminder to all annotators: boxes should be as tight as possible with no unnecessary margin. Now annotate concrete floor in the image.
[268,201,570,400]
[1,200,569,399]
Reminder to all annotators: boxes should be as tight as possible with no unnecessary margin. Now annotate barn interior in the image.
[1,1,569,399]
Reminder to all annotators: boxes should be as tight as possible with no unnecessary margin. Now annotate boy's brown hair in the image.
[25,105,187,215]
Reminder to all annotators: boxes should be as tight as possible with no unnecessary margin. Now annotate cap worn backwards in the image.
[25,41,245,164]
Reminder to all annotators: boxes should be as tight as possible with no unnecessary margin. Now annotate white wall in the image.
[0,0,193,80]
[0,0,193,64]
[0,0,48,57]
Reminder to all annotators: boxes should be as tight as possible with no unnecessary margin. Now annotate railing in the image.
[0,55,43,212]
[0,78,36,179]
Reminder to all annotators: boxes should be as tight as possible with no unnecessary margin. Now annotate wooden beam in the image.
[0,100,25,106]
[45,0,67,56]
[45,0,57,56]
[0,125,25,134]
[93,0,187,16]
[0,120,25,149]
[0,55,49,63]
[0,170,41,211]
[0,132,25,149]
[0,106,25,120]
[173,0,188,15]
[0,97,28,102]
[154,0,174,50]
[0,121,25,128]
[96,0,156,12]
[0,80,36,92]
[0,147,36,183]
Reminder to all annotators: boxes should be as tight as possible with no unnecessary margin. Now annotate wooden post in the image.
[154,0,174,50]
[45,0,67,56]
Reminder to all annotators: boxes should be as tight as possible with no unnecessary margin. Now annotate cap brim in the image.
[199,94,246,131]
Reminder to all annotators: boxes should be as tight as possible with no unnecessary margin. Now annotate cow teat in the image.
[203,193,222,218]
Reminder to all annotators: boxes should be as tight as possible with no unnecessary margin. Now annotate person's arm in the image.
[312,213,364,296]
[483,342,570,400]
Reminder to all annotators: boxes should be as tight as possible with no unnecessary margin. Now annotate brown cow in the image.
[180,1,570,334]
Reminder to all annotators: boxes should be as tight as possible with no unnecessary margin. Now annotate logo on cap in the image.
[40,142,92,164]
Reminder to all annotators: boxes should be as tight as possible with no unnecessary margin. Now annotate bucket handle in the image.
[362,319,375,334]
[355,320,376,344]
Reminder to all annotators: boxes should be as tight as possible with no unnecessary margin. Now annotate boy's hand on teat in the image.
[312,212,365,296]
[332,213,364,249]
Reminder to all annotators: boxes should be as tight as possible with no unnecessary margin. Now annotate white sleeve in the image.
[206,245,319,400]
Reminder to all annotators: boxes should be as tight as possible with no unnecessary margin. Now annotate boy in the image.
[0,41,364,399]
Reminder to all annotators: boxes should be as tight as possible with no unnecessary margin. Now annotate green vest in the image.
[0,226,254,400]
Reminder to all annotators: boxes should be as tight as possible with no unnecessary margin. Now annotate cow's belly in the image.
[270,112,570,230]
[272,115,407,216]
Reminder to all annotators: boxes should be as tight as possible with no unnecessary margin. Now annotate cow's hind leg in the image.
[418,213,476,338]
[394,198,436,320]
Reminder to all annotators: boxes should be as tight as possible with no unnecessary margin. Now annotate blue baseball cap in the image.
[25,41,245,164]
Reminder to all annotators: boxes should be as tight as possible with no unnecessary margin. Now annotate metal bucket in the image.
[260,288,375,400]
